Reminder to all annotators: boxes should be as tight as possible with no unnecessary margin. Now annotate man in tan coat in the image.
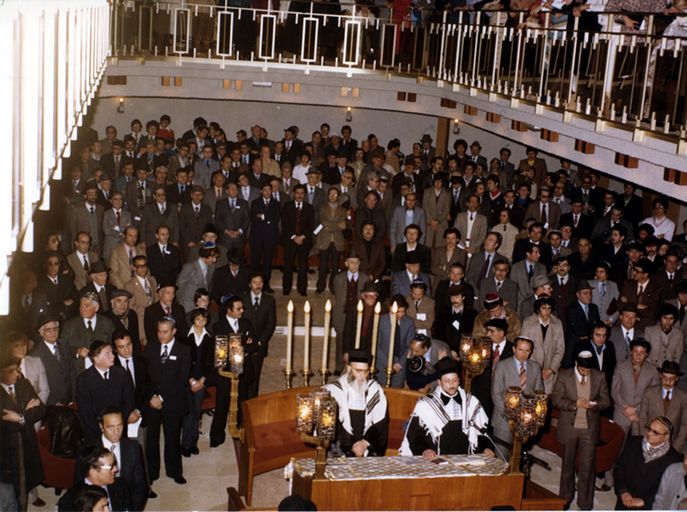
[124,255,158,346]
[422,173,452,249]
[108,226,145,289]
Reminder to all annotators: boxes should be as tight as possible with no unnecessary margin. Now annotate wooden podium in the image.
[292,471,525,510]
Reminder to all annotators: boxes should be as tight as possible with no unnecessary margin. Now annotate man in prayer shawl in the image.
[324,350,389,457]
[399,357,495,459]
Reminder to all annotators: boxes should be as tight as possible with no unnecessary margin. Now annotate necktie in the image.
[115,210,121,226]
[161,245,166,258]
[496,281,502,292]
[541,203,547,224]
[664,389,672,415]
[527,264,534,279]
[160,205,165,215]
[194,205,200,214]
[519,362,527,389]
[110,444,116,454]
[230,198,235,208]
[625,332,632,349]
[600,282,606,297]
[165,305,171,316]
[87,319,94,333]
[469,213,474,221]
[180,185,185,194]
[52,345,61,362]
[89,206,95,214]
[596,345,603,355]
[581,375,587,384]
[254,296,259,308]
[479,254,491,281]
[104,370,109,380]
[415,300,420,311]
[638,283,644,297]
[161,345,168,364]
[7,385,15,404]
[669,273,674,282]
[492,344,501,366]
[83,256,90,272]
[574,214,579,227]
[583,304,589,319]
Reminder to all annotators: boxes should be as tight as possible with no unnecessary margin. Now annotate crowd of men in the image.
[2,113,687,511]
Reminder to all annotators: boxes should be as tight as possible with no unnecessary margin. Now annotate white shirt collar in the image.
[83,316,97,329]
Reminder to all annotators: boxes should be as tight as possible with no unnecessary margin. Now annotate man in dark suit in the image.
[241,274,276,398]
[573,321,617,408]
[353,222,387,282]
[81,261,115,313]
[146,225,181,286]
[564,280,601,368]
[165,168,192,208]
[101,140,125,178]
[178,186,213,258]
[30,315,73,405]
[281,186,315,296]
[281,126,304,165]
[465,232,506,293]
[139,186,179,246]
[619,257,662,330]
[434,262,475,314]
[143,317,190,484]
[551,351,611,510]
[434,285,478,353]
[249,183,281,292]
[215,182,250,252]
[210,254,250,305]
[560,197,595,240]
[0,355,46,511]
[97,408,148,511]
[210,296,258,447]
[75,340,135,443]
[143,281,188,346]
[67,183,105,255]
[105,289,141,353]
[58,446,131,512]
[112,330,147,425]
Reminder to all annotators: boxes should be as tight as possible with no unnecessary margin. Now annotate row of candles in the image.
[285,299,400,385]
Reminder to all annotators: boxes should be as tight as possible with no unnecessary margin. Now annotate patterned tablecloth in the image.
[292,454,509,480]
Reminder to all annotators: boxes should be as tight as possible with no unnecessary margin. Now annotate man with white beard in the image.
[324,350,389,457]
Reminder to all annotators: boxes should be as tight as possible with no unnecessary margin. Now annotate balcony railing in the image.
[110,1,687,138]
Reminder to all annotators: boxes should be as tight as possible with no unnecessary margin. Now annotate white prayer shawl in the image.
[399,387,488,456]
[324,377,387,437]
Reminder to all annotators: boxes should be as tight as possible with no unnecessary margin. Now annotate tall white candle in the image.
[370,302,382,370]
[387,302,399,377]
[354,300,364,349]
[303,301,311,374]
[322,300,332,373]
[286,300,294,373]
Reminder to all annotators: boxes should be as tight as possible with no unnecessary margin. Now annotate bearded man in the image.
[324,350,388,457]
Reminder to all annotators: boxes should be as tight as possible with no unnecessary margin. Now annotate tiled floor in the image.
[28,271,618,511]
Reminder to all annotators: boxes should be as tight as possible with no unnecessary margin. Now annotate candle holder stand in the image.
[300,433,330,479]
[218,368,244,442]
[283,368,295,389]
[301,369,314,387]
[318,369,331,386]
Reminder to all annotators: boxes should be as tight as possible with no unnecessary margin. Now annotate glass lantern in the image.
[504,386,522,422]
[317,394,338,441]
[296,392,315,435]
[214,335,229,370]
[228,334,245,375]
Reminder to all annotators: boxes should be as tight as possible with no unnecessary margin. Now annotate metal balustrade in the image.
[111,1,687,137]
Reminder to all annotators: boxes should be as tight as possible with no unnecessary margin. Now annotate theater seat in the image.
[37,425,76,491]
[536,409,625,473]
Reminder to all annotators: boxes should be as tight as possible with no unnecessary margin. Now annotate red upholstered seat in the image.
[537,409,625,473]
[37,425,76,490]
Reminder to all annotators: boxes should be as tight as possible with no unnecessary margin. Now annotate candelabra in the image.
[215,334,245,442]
[503,387,548,474]
[296,390,338,479]
[458,336,491,394]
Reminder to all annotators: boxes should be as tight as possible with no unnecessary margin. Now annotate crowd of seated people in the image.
[3,110,687,511]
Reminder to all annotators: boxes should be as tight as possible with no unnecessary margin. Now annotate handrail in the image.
[109,0,687,139]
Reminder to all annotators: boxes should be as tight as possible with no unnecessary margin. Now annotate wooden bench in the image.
[237,386,422,505]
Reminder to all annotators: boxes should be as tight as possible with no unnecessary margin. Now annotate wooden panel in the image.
[173,76,183,87]
[486,112,501,123]
[614,153,639,168]
[294,473,525,510]
[464,105,478,116]
[223,79,231,89]
[511,120,528,132]
[106,75,127,85]
[161,76,171,87]
[397,91,407,101]
[407,93,417,102]
[574,140,595,154]
[540,128,559,142]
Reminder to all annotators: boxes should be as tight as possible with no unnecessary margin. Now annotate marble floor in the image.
[28,270,618,511]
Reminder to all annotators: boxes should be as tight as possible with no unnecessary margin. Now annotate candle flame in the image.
[287,300,294,313]
[357,300,364,312]
[391,301,398,313]
[325,299,332,312]
[374,302,381,313]
[304,300,311,313]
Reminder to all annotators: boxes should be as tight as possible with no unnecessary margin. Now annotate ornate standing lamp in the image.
[295,390,338,479]
[504,387,548,473]
[215,334,245,441]
[459,336,491,393]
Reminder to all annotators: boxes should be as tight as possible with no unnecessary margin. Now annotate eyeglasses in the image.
[645,426,668,437]
[99,463,118,471]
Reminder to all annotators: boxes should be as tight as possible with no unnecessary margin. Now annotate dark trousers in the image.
[250,238,276,286]
[246,353,265,399]
[317,243,340,292]
[559,427,596,510]
[145,411,183,480]
[210,364,254,445]
[181,388,205,450]
[283,240,311,294]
